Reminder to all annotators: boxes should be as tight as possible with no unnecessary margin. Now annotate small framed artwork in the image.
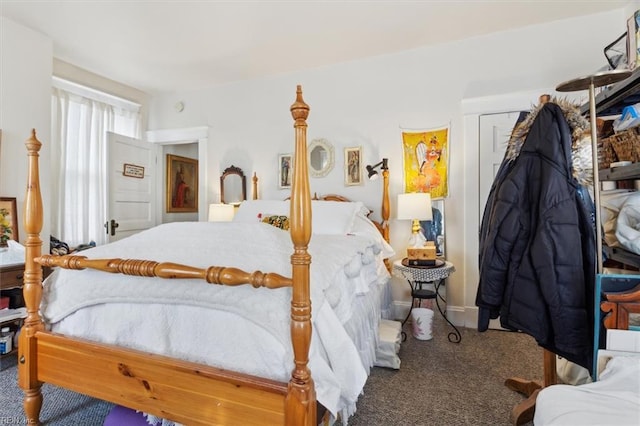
[166,154,198,213]
[344,146,363,186]
[0,197,18,246]
[278,153,293,189]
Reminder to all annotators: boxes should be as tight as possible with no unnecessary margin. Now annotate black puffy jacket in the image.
[476,102,595,372]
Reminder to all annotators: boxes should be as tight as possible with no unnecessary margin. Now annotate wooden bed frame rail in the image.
[18,86,316,425]
[35,255,293,289]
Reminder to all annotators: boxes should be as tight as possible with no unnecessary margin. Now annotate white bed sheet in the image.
[534,356,640,425]
[43,221,393,422]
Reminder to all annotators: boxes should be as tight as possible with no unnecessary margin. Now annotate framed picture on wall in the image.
[0,197,18,247]
[166,154,198,213]
[344,146,363,186]
[278,153,293,189]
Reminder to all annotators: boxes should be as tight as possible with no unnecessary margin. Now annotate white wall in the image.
[0,17,53,249]
[147,9,626,323]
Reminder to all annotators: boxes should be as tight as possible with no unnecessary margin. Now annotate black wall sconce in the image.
[366,158,388,181]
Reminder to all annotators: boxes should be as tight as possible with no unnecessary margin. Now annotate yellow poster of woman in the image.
[402,126,449,198]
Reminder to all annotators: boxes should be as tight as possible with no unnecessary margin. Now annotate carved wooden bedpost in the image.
[285,85,316,425]
[381,160,391,271]
[18,129,45,425]
[252,172,258,200]
[381,163,390,243]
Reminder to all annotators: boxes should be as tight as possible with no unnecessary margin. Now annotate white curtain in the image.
[51,87,141,247]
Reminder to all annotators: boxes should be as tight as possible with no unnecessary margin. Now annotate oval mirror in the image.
[308,138,334,178]
[220,165,247,205]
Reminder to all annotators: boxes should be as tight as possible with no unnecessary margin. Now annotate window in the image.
[51,78,141,247]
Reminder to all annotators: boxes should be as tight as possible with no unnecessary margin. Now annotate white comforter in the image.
[534,356,640,425]
[41,221,390,420]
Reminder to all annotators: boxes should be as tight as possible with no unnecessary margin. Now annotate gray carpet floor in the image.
[0,314,542,425]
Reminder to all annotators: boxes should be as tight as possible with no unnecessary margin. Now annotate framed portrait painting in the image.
[278,153,293,189]
[344,146,363,186]
[0,197,18,247]
[166,154,198,213]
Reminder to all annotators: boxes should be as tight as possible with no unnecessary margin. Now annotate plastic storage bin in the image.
[0,327,13,354]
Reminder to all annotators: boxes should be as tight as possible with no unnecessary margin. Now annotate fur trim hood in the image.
[505,98,593,188]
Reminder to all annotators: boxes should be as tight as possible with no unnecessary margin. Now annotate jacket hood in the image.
[505,98,593,188]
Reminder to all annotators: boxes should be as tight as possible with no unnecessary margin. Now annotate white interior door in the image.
[478,111,523,329]
[107,132,158,242]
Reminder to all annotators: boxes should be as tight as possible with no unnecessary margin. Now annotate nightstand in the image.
[0,262,26,366]
[392,258,461,343]
[1,262,24,290]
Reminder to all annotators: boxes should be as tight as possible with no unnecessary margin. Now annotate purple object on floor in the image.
[103,405,150,426]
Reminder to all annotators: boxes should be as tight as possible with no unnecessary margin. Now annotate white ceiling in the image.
[0,0,629,95]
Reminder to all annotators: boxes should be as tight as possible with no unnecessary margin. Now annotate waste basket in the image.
[411,308,434,340]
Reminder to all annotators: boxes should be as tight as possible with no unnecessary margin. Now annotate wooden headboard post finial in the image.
[380,158,390,243]
[19,129,45,424]
[286,85,316,425]
[252,172,258,200]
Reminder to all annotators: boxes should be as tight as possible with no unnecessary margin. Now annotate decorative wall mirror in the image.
[308,138,334,178]
[220,165,247,205]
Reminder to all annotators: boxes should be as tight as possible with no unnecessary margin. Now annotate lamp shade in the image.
[397,193,432,221]
[366,165,379,180]
[208,203,235,222]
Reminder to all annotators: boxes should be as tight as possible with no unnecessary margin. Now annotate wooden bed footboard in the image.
[19,86,316,425]
[35,333,288,425]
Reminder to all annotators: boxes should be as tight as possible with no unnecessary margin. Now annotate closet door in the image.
[478,111,521,329]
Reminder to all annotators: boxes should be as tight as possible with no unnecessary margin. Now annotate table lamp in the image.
[208,203,235,222]
[397,192,436,265]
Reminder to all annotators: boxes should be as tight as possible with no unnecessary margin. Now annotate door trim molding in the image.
[146,126,208,143]
[146,126,209,222]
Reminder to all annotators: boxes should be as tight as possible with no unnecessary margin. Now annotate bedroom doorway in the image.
[106,132,158,242]
[478,111,522,217]
[462,89,550,329]
[478,111,523,330]
[146,127,209,223]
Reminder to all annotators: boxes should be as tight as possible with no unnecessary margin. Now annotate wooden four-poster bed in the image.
[18,86,392,425]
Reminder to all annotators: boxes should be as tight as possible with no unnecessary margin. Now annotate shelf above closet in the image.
[604,245,640,269]
[599,162,640,180]
[583,68,640,270]
[581,67,640,116]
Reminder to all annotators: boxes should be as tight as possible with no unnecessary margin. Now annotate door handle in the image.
[104,221,109,234]
[110,219,119,236]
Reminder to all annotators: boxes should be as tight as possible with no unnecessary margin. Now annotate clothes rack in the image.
[502,95,556,425]
[505,70,632,425]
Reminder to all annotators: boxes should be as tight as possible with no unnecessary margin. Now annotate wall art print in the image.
[278,153,293,189]
[344,146,363,186]
[401,125,449,198]
[166,154,198,213]
[0,197,18,246]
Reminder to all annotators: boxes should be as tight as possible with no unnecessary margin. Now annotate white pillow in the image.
[233,200,289,222]
[615,192,640,255]
[310,200,365,235]
[350,213,395,258]
[233,199,366,235]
